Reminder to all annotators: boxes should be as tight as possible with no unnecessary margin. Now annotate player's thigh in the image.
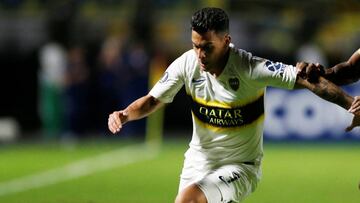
[175,183,207,203]
[197,164,260,203]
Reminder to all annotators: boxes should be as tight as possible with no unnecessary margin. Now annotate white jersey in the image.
[149,44,297,174]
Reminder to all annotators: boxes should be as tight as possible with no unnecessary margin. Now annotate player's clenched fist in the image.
[296,62,325,82]
[108,110,128,134]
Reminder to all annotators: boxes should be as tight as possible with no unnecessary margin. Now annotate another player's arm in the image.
[323,48,360,85]
[325,48,360,113]
[297,49,360,113]
[298,48,360,85]
[294,62,360,131]
[295,69,353,110]
[108,94,164,134]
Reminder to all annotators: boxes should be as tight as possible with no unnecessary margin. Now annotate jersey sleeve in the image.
[242,50,297,89]
[149,56,185,103]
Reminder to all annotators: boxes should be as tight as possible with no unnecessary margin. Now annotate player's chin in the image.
[199,63,209,71]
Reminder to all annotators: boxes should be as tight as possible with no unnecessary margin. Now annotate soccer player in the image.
[108,7,359,203]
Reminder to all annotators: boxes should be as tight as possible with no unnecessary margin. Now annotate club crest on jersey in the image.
[159,72,169,83]
[228,77,239,91]
[265,60,286,77]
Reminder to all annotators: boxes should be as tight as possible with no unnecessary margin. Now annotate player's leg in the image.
[174,183,207,203]
[206,164,260,202]
[184,164,260,203]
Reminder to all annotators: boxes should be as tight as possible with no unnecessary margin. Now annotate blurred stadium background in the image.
[0,0,359,202]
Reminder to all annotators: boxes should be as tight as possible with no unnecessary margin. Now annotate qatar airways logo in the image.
[189,96,264,128]
[198,107,244,127]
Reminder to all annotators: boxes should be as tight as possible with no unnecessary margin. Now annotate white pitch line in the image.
[0,144,159,196]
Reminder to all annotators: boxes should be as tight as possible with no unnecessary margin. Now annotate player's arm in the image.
[294,62,360,131]
[108,94,164,134]
[298,48,360,85]
[323,48,360,85]
[296,49,360,113]
[295,67,353,109]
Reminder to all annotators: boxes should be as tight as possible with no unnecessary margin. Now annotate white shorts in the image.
[178,163,261,203]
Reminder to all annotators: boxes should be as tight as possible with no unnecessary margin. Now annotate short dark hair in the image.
[191,7,229,34]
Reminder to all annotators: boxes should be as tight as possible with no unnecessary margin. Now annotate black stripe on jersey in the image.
[189,95,264,128]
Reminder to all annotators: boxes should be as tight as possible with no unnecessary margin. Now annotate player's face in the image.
[191,30,230,73]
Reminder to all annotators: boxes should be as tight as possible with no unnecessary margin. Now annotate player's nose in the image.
[196,49,206,60]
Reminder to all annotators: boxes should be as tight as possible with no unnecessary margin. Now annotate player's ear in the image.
[224,34,231,45]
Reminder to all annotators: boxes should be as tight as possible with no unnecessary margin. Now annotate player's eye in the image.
[193,44,213,55]
[203,45,213,53]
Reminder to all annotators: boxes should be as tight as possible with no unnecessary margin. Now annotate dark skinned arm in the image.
[294,62,359,131]
[323,48,360,85]
[298,49,360,85]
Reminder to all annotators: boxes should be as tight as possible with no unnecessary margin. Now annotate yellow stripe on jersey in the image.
[189,93,265,130]
[189,90,265,108]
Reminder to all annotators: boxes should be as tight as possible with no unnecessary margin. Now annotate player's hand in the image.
[296,62,325,83]
[348,96,360,113]
[346,96,360,132]
[108,110,128,134]
[345,111,360,132]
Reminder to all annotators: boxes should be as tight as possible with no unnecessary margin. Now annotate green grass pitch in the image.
[0,139,359,203]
